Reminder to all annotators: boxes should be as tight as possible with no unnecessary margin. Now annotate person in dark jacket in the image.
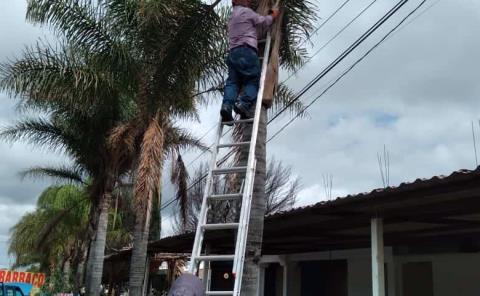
[167,274,205,296]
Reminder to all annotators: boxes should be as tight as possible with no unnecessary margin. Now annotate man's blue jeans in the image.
[223,46,261,110]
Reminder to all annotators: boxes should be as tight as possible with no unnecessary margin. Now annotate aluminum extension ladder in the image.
[188,33,272,296]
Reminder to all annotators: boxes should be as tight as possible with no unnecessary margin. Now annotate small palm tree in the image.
[2,1,143,293]
[9,185,89,292]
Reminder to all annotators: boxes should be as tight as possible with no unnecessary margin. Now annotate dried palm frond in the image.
[170,152,189,224]
[134,116,164,219]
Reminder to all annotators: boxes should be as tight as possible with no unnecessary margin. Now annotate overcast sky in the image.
[1,0,480,267]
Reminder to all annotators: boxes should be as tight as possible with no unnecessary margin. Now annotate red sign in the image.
[0,270,46,288]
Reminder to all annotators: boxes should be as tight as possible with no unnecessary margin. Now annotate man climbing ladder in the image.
[221,0,279,123]
[185,0,280,295]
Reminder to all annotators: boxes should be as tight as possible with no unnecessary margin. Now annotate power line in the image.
[283,0,379,84]
[270,0,410,124]
[300,0,353,47]
[384,0,442,42]
[268,0,429,142]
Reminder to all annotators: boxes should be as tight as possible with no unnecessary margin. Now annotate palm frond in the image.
[279,0,318,70]
[108,120,139,163]
[141,0,227,111]
[0,117,73,152]
[0,41,119,111]
[269,82,308,119]
[19,164,86,185]
[26,0,113,53]
[134,116,164,217]
[164,125,208,154]
[170,153,189,224]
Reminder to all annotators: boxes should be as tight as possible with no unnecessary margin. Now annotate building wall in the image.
[263,248,394,296]
[263,249,480,296]
[395,253,480,296]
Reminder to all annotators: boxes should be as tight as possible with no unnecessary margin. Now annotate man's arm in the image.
[248,8,278,27]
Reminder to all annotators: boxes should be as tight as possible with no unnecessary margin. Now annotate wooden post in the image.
[371,218,385,296]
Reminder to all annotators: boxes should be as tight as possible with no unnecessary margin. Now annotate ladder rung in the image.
[201,223,239,231]
[208,193,243,201]
[217,141,250,148]
[196,255,235,262]
[222,118,254,125]
[258,38,267,43]
[206,291,233,296]
[212,166,247,175]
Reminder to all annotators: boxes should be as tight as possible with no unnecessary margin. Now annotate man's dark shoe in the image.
[220,104,234,125]
[234,102,254,119]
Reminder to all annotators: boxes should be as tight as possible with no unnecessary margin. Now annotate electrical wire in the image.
[300,0,353,47]
[269,0,410,124]
[268,0,429,142]
[283,0,379,84]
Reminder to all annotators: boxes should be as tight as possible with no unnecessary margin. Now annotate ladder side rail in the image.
[232,32,272,294]
[233,159,256,295]
[188,121,225,274]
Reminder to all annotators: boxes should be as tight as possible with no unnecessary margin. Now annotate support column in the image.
[371,218,385,296]
[258,264,266,296]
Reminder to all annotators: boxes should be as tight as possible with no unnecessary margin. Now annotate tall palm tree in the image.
[83,1,226,293]
[236,0,316,294]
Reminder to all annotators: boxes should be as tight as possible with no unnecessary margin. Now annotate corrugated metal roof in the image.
[106,166,480,259]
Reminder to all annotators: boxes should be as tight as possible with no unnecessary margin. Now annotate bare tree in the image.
[173,158,301,234]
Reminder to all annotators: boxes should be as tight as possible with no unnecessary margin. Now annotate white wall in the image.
[263,249,480,296]
[271,248,395,296]
[395,253,480,296]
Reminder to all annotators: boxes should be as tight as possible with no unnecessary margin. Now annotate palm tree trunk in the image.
[129,194,153,295]
[129,117,165,295]
[240,107,267,295]
[240,2,283,294]
[86,193,111,295]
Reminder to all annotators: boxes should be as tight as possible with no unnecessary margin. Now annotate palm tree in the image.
[0,29,136,289]
[84,1,226,293]
[9,185,90,293]
[237,0,317,294]
[115,0,314,291]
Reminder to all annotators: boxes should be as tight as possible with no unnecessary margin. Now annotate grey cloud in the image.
[2,0,480,241]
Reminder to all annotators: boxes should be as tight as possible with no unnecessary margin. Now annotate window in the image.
[300,260,348,296]
[402,262,433,296]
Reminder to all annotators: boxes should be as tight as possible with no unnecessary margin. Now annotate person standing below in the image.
[167,273,205,296]
[220,0,279,124]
